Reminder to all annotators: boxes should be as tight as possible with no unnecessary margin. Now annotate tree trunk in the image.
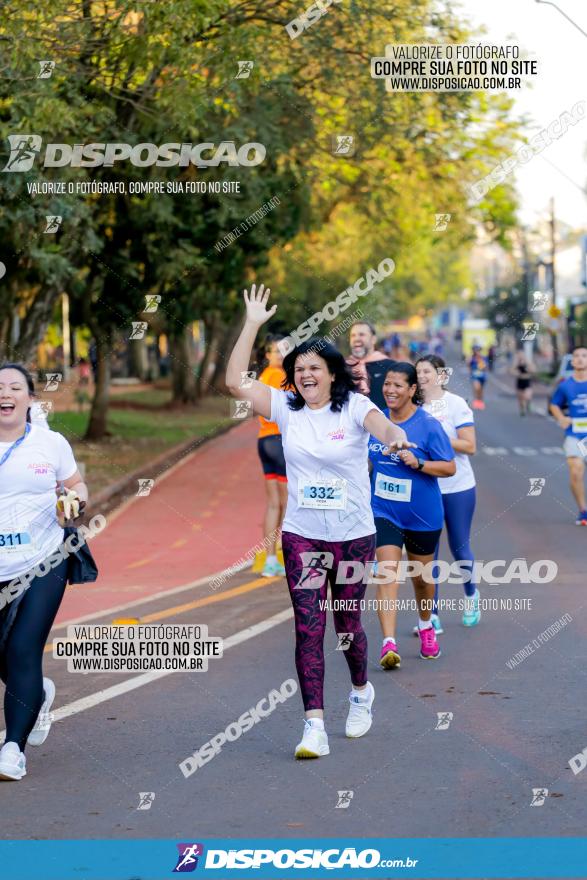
[11,285,60,364]
[210,316,241,393]
[85,333,112,440]
[129,336,149,380]
[169,326,198,404]
[0,316,10,361]
[196,314,219,398]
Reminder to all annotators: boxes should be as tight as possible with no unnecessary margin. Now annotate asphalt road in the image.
[1,360,586,851]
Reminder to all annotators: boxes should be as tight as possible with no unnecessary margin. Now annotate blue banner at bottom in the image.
[0,837,585,879]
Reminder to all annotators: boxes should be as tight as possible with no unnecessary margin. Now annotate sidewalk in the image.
[56,420,266,623]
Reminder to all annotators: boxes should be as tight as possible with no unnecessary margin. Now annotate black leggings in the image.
[0,557,68,751]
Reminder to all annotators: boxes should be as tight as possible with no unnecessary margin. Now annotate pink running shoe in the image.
[380,638,401,669]
[419,625,441,660]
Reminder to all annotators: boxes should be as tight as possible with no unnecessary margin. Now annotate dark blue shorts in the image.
[374,517,441,556]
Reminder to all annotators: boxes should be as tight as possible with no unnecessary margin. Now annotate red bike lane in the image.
[56,421,265,623]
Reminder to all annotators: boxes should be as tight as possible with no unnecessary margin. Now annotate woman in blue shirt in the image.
[469,345,488,410]
[368,363,455,665]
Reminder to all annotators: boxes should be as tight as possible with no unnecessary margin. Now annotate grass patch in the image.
[47,395,233,495]
[110,388,173,407]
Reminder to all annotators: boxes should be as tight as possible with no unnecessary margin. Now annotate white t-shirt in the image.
[0,425,78,580]
[422,391,476,494]
[270,388,380,541]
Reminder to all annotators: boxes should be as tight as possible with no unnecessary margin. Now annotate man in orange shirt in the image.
[257,336,288,577]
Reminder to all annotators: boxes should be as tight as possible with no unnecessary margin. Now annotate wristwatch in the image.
[416,458,425,471]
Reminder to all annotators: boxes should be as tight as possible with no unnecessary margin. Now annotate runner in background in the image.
[408,339,419,362]
[511,351,534,417]
[256,335,287,577]
[226,284,412,759]
[549,346,587,526]
[0,363,88,781]
[391,332,402,360]
[346,321,396,411]
[431,333,444,358]
[469,345,488,410]
[77,358,91,388]
[382,336,394,357]
[368,363,455,667]
[487,344,497,373]
[416,356,480,629]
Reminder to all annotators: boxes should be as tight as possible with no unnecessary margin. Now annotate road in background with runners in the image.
[3,355,586,841]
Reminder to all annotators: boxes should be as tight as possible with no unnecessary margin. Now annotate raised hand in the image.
[243,283,277,326]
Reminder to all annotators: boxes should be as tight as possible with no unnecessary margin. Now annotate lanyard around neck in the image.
[0,423,31,468]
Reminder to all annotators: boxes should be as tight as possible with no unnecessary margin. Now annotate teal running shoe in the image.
[462,589,481,627]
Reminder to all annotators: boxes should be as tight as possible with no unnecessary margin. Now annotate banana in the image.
[57,488,80,521]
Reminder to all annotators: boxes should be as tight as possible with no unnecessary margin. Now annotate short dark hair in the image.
[350,320,376,336]
[262,332,285,350]
[257,333,285,370]
[415,354,446,371]
[383,361,423,406]
[282,338,356,412]
[0,362,36,422]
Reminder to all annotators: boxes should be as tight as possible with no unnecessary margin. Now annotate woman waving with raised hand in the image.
[226,283,413,760]
[0,363,88,781]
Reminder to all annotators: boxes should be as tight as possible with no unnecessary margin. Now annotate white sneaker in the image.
[412,614,444,636]
[345,681,374,738]
[294,720,330,759]
[28,677,56,747]
[0,742,27,781]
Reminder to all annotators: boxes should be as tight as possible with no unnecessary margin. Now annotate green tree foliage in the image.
[0,0,523,436]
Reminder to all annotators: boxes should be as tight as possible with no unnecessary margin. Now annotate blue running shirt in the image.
[368,407,455,530]
[550,377,587,438]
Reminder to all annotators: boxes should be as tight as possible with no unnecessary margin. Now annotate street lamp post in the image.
[534,0,587,39]
[549,197,560,372]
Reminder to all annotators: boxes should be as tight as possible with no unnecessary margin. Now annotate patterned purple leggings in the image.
[281,531,376,711]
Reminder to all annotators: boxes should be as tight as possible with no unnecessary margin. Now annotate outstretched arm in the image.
[397,450,456,477]
[363,409,413,448]
[226,283,277,420]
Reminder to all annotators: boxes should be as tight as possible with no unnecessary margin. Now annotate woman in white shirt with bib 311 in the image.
[0,363,88,781]
[226,284,413,760]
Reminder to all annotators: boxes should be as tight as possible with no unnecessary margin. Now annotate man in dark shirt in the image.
[346,321,397,411]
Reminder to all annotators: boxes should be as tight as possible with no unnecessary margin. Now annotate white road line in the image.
[53,561,252,631]
[482,445,565,456]
[0,608,293,738]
